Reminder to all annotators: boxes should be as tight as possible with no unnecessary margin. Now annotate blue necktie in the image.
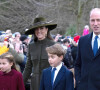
[51,68,56,86]
[93,36,98,56]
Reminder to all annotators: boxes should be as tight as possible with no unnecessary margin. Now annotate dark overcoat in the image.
[75,32,100,90]
[23,38,55,90]
[40,65,74,90]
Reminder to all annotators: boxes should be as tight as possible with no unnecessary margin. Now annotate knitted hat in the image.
[4,37,9,42]
[20,35,28,41]
[73,35,80,43]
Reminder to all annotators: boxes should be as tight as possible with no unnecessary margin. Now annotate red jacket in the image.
[0,69,25,90]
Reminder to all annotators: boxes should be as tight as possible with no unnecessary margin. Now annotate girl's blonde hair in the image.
[0,52,17,70]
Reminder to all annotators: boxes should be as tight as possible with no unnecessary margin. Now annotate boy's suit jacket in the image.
[75,32,100,90]
[40,65,74,90]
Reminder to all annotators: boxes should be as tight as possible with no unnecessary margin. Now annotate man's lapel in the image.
[87,32,94,59]
[53,65,65,88]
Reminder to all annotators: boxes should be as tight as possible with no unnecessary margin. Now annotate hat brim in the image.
[25,24,57,35]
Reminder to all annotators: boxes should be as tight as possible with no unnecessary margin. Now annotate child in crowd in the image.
[40,43,74,90]
[0,52,25,90]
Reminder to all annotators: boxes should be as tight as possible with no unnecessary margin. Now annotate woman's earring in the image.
[45,33,47,37]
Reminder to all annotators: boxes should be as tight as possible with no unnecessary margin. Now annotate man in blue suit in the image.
[40,43,74,90]
[75,8,100,90]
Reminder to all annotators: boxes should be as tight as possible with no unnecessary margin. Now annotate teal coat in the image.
[23,38,55,90]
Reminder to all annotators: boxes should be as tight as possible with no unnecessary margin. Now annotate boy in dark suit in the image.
[40,43,74,90]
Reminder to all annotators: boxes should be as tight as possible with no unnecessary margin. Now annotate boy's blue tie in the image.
[93,36,98,56]
[51,68,56,86]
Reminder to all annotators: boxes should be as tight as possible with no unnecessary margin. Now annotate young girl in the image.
[0,52,25,90]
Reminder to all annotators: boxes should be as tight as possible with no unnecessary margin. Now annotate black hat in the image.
[20,35,28,41]
[25,17,57,35]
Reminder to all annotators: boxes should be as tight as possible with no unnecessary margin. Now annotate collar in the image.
[52,62,62,71]
[92,32,100,40]
[37,38,49,44]
[0,69,15,76]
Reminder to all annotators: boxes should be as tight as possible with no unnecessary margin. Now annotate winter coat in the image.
[23,38,55,90]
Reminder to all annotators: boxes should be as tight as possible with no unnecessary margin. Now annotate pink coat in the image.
[82,29,89,36]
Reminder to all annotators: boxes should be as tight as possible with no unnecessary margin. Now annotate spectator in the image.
[82,25,89,36]
[63,39,74,69]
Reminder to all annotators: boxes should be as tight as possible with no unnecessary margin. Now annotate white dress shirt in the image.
[91,32,100,49]
[52,62,63,83]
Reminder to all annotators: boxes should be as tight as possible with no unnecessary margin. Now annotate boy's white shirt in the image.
[52,62,63,83]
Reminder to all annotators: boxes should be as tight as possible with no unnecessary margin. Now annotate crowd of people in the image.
[0,7,100,90]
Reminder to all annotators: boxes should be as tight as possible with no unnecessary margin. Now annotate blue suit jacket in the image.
[40,64,74,90]
[75,32,100,90]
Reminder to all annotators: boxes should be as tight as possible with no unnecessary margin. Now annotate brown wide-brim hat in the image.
[25,17,57,35]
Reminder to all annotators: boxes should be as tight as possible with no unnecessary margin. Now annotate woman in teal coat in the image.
[23,17,57,90]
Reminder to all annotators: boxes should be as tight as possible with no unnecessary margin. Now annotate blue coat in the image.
[75,32,100,90]
[40,65,74,90]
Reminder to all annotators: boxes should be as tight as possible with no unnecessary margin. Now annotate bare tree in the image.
[0,0,100,35]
